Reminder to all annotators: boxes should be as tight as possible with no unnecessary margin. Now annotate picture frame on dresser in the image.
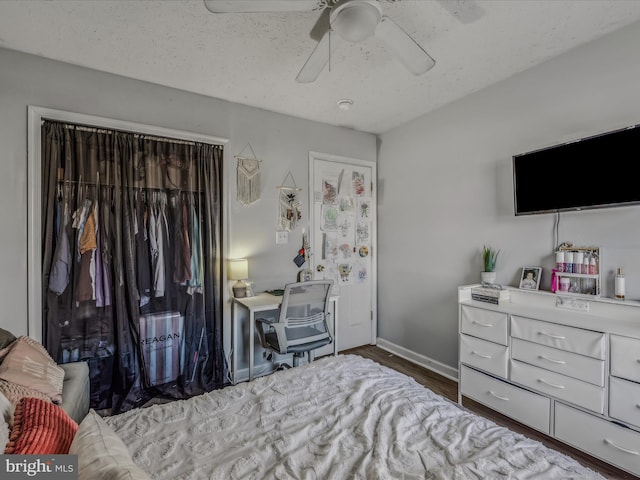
[519,266,541,290]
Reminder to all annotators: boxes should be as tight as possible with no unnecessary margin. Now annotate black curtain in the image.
[41,120,227,413]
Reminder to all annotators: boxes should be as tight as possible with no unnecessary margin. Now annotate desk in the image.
[231,292,338,384]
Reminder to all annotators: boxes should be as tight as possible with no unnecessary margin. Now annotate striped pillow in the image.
[4,397,78,454]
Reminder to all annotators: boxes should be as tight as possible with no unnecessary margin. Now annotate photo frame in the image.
[519,266,542,290]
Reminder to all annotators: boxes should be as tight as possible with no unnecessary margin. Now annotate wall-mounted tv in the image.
[513,124,640,215]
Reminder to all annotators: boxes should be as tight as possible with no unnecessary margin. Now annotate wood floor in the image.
[342,344,640,480]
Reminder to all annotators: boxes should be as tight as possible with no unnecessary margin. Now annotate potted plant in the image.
[481,245,500,284]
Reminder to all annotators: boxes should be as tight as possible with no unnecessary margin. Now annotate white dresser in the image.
[458,285,640,477]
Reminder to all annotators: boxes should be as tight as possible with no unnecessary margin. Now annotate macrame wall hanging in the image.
[235,143,261,206]
[277,171,302,232]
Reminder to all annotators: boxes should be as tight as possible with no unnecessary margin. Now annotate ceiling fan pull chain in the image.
[328,30,331,73]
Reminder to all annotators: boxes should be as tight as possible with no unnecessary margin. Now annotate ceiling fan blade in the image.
[309,7,331,42]
[296,31,331,83]
[203,0,321,14]
[375,16,435,76]
[434,0,484,24]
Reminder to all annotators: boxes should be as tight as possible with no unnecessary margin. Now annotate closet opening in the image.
[33,110,228,413]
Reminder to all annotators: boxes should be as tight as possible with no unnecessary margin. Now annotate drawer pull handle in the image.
[488,390,509,401]
[604,438,640,456]
[538,354,566,365]
[538,331,566,340]
[471,351,492,359]
[472,321,493,328]
[537,378,565,389]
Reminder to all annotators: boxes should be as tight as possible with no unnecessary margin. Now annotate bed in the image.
[68,354,606,480]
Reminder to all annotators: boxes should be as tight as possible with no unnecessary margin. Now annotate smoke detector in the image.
[337,98,354,111]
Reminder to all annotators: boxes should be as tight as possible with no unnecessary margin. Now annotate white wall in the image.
[0,47,376,351]
[377,20,640,370]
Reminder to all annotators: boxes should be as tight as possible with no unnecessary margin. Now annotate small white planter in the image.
[481,271,497,284]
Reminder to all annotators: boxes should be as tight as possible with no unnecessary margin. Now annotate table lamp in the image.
[228,258,249,298]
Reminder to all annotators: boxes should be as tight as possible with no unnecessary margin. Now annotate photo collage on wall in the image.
[319,169,371,287]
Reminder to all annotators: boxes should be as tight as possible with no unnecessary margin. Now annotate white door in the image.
[309,152,376,350]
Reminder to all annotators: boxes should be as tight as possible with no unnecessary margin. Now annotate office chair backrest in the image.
[279,280,334,349]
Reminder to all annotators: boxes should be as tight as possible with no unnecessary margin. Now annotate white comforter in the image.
[105,355,604,480]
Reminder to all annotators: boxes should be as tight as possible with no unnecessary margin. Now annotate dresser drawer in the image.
[460,306,508,346]
[609,376,640,430]
[555,402,640,477]
[610,335,640,383]
[511,360,604,414]
[460,365,550,434]
[511,316,605,359]
[460,335,508,378]
[511,338,605,386]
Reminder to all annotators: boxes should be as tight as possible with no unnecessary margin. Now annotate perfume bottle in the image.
[574,251,584,273]
[555,251,565,272]
[565,252,574,273]
[589,256,597,275]
[615,267,625,300]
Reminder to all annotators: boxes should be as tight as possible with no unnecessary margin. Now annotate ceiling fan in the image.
[203,0,437,83]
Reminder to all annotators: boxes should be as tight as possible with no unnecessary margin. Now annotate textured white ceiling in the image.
[1,0,640,134]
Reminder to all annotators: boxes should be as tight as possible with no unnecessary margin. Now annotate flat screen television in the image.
[513,124,640,215]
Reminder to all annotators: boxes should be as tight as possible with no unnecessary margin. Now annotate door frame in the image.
[308,151,377,346]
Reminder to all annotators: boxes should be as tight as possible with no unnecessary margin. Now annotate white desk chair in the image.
[256,280,333,369]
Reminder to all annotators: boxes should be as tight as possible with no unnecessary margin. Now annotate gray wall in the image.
[0,47,376,343]
[377,20,640,370]
[4,16,640,377]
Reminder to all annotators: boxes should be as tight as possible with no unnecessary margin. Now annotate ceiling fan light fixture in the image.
[330,0,382,43]
[337,98,354,111]
[291,0,436,83]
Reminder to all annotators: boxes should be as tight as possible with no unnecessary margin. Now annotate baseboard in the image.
[375,338,459,382]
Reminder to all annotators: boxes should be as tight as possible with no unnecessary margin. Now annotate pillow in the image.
[0,380,54,407]
[69,409,151,480]
[0,391,14,426]
[0,392,11,453]
[0,419,8,454]
[0,340,15,363]
[0,336,64,404]
[4,397,78,454]
[0,328,16,350]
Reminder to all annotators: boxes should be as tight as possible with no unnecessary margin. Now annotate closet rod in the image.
[53,121,205,147]
[57,179,202,194]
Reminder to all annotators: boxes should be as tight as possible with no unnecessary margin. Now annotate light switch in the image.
[276,231,288,244]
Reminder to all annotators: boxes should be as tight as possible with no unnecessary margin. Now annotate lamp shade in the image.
[228,259,249,280]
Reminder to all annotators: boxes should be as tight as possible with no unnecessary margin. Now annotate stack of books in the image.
[471,286,510,305]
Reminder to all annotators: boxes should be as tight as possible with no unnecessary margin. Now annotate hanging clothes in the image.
[135,192,152,308]
[187,196,203,295]
[150,192,168,298]
[48,200,71,296]
[73,199,92,256]
[75,199,97,305]
[173,195,191,285]
[97,192,112,307]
